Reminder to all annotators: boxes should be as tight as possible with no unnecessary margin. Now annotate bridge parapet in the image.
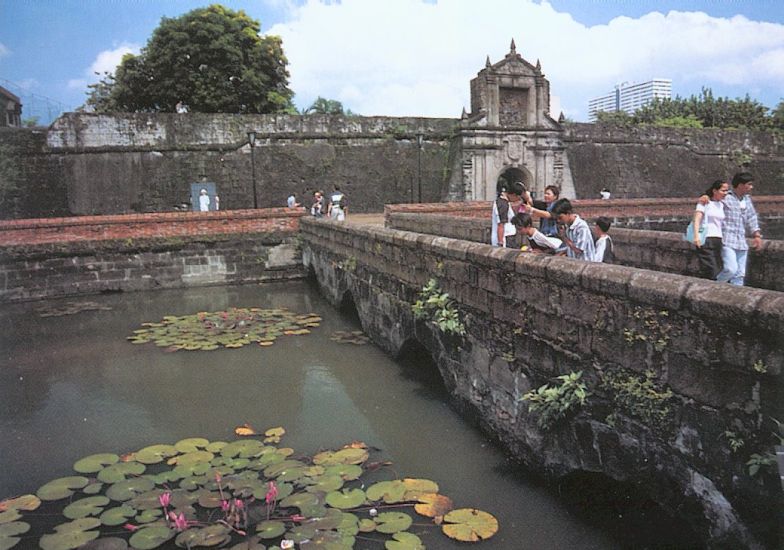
[387,211,784,292]
[300,217,783,548]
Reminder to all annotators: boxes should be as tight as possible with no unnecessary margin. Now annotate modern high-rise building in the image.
[588,79,672,121]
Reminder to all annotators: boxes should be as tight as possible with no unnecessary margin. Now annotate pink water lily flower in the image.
[123,523,140,532]
[158,492,171,508]
[265,481,278,505]
[221,499,230,512]
[169,511,189,532]
[234,498,244,510]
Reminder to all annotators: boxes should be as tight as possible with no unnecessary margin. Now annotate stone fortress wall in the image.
[2,115,782,221]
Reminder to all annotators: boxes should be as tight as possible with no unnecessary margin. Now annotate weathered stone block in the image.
[628,269,690,309]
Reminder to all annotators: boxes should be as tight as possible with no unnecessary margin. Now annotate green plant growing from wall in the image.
[339,256,357,273]
[411,278,465,336]
[600,369,674,431]
[722,431,745,453]
[747,417,784,477]
[730,149,753,167]
[521,371,589,430]
[752,360,767,374]
[623,308,672,352]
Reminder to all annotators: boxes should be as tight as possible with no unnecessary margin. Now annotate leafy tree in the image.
[304,96,345,115]
[595,110,634,126]
[86,4,293,113]
[627,88,772,130]
[771,99,784,130]
[22,116,40,127]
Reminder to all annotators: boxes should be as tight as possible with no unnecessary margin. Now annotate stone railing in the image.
[300,216,783,548]
[386,212,784,292]
[385,196,784,231]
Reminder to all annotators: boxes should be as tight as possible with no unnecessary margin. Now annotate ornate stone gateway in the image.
[453,40,574,200]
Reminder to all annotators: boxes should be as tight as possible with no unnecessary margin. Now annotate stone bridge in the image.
[300,217,783,549]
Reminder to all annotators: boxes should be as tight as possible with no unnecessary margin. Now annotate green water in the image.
[0,282,680,549]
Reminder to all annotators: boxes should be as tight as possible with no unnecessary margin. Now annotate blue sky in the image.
[2,0,783,123]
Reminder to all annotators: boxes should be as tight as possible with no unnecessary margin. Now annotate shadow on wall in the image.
[396,339,448,400]
[556,471,703,549]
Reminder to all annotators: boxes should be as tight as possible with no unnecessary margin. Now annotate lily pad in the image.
[78,538,129,550]
[128,525,174,550]
[325,489,366,510]
[366,481,406,504]
[0,521,29,550]
[402,478,439,501]
[414,493,454,518]
[37,477,90,501]
[255,520,285,539]
[442,508,498,542]
[135,445,178,465]
[279,493,326,516]
[97,462,145,483]
[323,464,363,481]
[83,481,104,495]
[0,511,20,526]
[135,509,163,524]
[105,477,155,501]
[73,454,120,474]
[221,440,266,459]
[0,495,40,513]
[63,496,110,520]
[227,536,266,549]
[168,450,214,467]
[39,518,101,550]
[174,524,231,548]
[385,532,425,550]
[300,530,355,549]
[99,505,136,526]
[305,474,344,493]
[374,512,412,534]
[174,438,210,453]
[312,448,369,466]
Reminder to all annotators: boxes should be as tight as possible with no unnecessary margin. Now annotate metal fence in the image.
[0,79,72,126]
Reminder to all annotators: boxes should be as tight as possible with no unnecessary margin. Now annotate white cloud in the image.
[267,0,784,120]
[0,43,9,58]
[68,43,140,90]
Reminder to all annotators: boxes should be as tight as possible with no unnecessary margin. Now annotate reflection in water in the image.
[0,282,627,549]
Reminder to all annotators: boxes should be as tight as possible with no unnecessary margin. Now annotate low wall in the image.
[300,217,783,548]
[384,196,784,234]
[0,209,305,302]
[386,212,784,292]
[0,207,304,245]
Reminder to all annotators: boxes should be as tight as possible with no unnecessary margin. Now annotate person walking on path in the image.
[699,172,763,286]
[692,180,729,280]
[328,185,348,221]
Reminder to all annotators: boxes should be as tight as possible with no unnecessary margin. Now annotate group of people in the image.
[492,182,614,263]
[691,171,762,286]
[287,186,348,221]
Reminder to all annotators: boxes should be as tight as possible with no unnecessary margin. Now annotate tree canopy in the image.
[595,88,782,131]
[85,4,294,114]
[302,96,358,116]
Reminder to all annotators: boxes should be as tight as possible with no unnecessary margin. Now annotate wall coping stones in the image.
[628,270,693,310]
[683,281,766,327]
[580,262,632,298]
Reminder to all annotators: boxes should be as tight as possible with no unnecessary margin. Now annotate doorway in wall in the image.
[496,167,528,196]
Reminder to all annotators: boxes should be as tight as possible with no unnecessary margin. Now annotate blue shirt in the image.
[721,191,759,251]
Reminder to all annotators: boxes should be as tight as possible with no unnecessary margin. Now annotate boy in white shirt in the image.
[592,217,614,263]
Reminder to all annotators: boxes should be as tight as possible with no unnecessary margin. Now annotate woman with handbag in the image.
[692,180,729,280]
